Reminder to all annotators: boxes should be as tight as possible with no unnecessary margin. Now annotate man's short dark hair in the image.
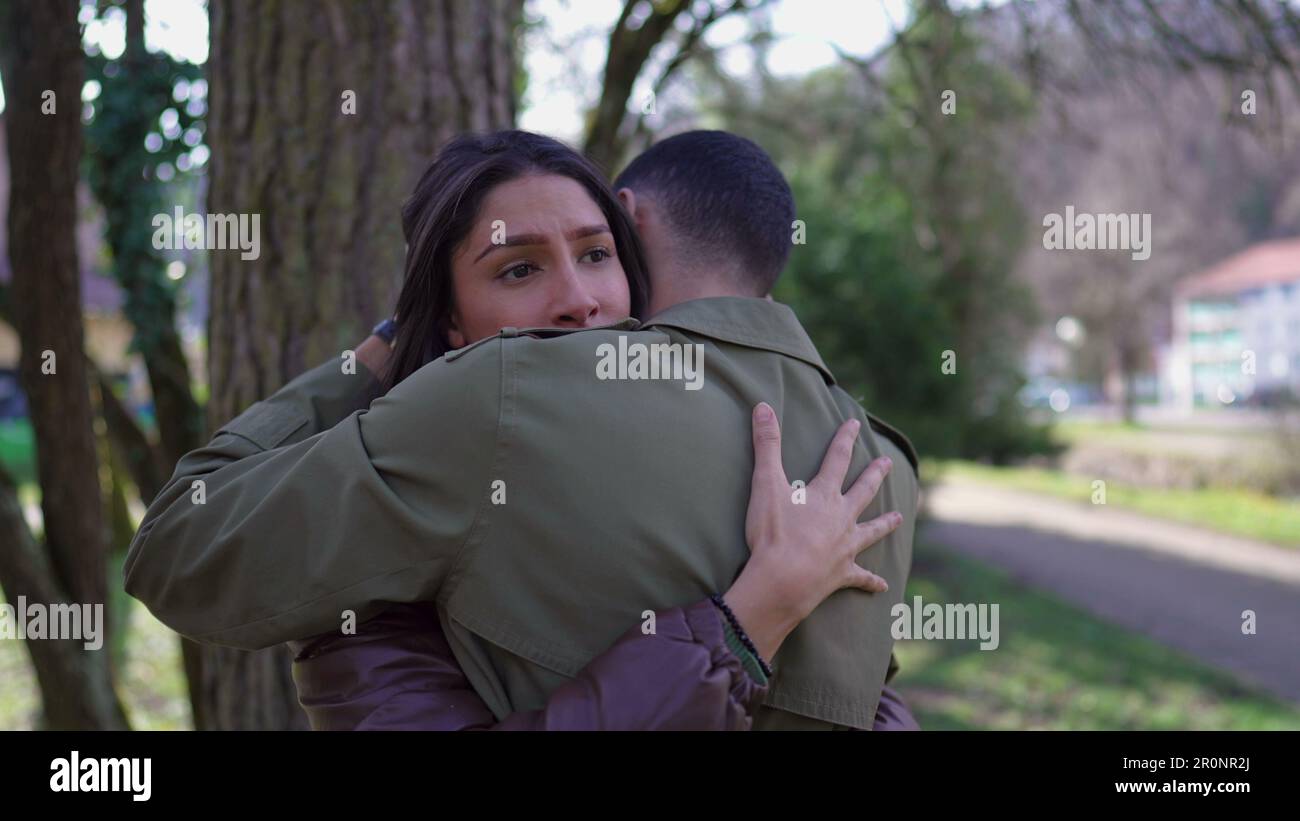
[614,130,795,295]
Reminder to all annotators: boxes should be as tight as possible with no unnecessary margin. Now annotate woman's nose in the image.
[551,261,601,327]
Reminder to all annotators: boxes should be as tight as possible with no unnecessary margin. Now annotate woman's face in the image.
[447,173,632,348]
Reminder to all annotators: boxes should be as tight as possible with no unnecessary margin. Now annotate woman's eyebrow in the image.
[474,224,610,263]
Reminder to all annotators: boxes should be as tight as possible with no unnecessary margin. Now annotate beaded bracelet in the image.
[709,594,774,679]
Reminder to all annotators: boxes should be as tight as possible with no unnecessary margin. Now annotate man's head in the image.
[614,130,795,315]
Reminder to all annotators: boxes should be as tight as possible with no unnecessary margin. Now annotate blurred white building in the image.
[1170,238,1300,409]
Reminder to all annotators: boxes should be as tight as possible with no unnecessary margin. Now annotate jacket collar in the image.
[643,297,835,385]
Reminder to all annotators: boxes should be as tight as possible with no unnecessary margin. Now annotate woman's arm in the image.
[294,606,919,731]
[291,599,766,731]
[290,404,901,730]
[872,686,920,731]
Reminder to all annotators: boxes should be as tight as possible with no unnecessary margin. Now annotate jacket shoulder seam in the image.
[866,413,919,475]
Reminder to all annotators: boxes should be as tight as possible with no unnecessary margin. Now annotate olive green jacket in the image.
[124,297,918,729]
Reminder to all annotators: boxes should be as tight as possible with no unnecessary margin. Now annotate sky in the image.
[0,0,911,137]
[517,0,911,140]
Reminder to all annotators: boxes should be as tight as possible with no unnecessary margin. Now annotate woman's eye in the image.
[581,247,610,264]
[501,263,535,281]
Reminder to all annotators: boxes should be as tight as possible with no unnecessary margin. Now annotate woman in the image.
[288,130,902,730]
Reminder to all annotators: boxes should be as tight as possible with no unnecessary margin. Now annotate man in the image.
[125,130,920,730]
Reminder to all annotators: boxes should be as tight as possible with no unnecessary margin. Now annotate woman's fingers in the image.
[813,418,861,492]
[845,565,889,594]
[750,402,789,494]
[854,511,903,555]
[842,513,901,594]
[846,456,893,519]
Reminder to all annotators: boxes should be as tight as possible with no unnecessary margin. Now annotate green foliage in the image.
[83,20,205,360]
[0,419,36,485]
[708,7,1051,462]
[775,159,961,456]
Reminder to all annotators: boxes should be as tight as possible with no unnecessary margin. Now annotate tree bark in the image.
[94,366,168,504]
[199,0,519,730]
[0,0,128,730]
[0,469,128,729]
[0,0,106,622]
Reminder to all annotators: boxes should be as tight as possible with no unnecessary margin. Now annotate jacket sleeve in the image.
[123,348,502,651]
[290,598,770,731]
[872,685,920,731]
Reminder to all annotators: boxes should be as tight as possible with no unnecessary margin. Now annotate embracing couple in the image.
[125,129,921,731]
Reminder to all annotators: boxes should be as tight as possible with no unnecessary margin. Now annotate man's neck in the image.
[648,272,749,317]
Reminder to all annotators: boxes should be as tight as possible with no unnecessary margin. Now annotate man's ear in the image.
[447,313,467,349]
[617,187,638,221]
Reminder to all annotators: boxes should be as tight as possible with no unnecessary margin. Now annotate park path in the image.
[920,478,1300,704]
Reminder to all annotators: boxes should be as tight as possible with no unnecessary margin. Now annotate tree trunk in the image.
[0,470,128,729]
[1119,345,1141,425]
[94,366,168,504]
[0,0,128,730]
[584,0,690,173]
[112,0,207,475]
[198,0,519,730]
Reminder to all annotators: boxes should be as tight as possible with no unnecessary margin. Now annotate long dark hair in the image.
[380,130,651,393]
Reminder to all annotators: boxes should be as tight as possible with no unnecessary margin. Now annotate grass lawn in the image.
[929,460,1300,549]
[1052,419,1277,452]
[893,545,1300,730]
